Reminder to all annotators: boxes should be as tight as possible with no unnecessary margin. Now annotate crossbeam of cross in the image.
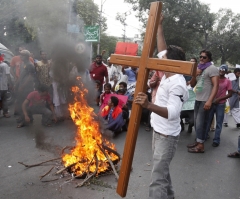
[109,2,196,197]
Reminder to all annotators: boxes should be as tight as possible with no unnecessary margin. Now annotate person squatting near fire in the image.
[135,15,189,199]
[187,50,219,153]
[0,53,13,118]
[17,84,57,128]
[100,96,125,137]
[205,64,232,147]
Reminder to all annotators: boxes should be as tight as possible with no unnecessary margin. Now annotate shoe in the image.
[188,143,204,153]
[212,142,219,147]
[228,151,240,158]
[237,124,240,128]
[223,123,228,127]
[187,142,198,148]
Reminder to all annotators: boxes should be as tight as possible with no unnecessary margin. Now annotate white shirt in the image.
[0,62,10,90]
[150,74,189,136]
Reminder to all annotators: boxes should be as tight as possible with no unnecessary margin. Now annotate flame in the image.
[62,78,119,176]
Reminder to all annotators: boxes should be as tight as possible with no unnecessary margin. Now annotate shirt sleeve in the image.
[157,50,167,59]
[26,92,34,101]
[208,66,219,77]
[167,85,187,121]
[5,64,10,74]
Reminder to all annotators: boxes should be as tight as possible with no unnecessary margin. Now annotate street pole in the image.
[97,0,107,55]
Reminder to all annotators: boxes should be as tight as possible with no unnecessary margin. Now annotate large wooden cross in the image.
[109,2,196,198]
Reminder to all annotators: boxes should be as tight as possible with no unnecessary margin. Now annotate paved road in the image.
[0,107,239,199]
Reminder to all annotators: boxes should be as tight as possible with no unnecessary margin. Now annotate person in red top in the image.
[10,46,34,81]
[206,64,232,147]
[89,55,109,90]
[17,84,57,128]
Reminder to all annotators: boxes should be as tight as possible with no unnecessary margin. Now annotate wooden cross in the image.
[109,2,196,198]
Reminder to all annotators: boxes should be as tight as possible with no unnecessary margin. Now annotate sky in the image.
[94,0,240,38]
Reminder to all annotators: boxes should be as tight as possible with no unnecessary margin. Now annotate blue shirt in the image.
[124,68,137,84]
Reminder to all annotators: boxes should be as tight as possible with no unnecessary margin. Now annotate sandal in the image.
[188,146,204,153]
[227,152,240,158]
[17,123,25,128]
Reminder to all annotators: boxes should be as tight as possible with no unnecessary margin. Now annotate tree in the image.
[208,9,240,64]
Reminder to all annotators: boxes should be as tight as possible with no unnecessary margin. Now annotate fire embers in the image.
[62,79,120,178]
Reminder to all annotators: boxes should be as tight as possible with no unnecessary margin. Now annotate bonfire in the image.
[18,77,120,187]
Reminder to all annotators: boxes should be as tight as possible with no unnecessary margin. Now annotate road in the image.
[0,106,239,199]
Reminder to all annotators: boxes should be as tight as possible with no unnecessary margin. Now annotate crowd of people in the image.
[89,15,240,199]
[0,14,240,199]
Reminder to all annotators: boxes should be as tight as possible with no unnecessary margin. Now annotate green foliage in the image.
[124,0,240,64]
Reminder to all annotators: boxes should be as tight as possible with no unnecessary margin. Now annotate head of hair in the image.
[95,80,101,85]
[104,83,112,89]
[36,84,49,93]
[166,45,186,61]
[119,81,127,88]
[234,68,240,74]
[110,96,119,107]
[96,54,102,59]
[200,49,212,61]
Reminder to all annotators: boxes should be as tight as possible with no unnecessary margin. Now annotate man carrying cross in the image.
[135,15,188,199]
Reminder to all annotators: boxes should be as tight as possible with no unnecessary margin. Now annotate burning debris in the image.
[18,78,121,188]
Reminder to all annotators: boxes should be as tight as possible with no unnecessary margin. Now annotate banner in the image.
[84,26,99,42]
[182,90,196,111]
[100,94,128,111]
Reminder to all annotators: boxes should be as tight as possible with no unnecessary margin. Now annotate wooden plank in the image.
[116,2,162,197]
[146,58,195,75]
[109,54,140,67]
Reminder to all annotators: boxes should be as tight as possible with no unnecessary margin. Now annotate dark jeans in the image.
[180,110,194,129]
[0,90,8,114]
[194,101,212,143]
[206,103,225,144]
[18,105,52,125]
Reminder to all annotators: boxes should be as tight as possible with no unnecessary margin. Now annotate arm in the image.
[214,90,233,104]
[48,102,57,122]
[204,76,219,110]
[105,76,109,83]
[22,99,30,122]
[157,15,167,52]
[189,64,199,87]
[135,92,168,118]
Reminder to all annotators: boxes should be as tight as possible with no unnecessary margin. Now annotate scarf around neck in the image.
[198,62,212,70]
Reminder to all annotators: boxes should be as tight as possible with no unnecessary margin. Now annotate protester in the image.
[17,84,57,128]
[100,96,125,137]
[122,66,137,84]
[135,15,189,199]
[10,46,34,81]
[206,64,232,147]
[89,55,109,91]
[99,83,113,110]
[0,53,12,117]
[15,50,37,116]
[229,68,240,128]
[188,50,219,153]
[35,51,52,89]
[106,57,118,83]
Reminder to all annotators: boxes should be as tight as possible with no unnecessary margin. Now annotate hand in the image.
[25,115,30,122]
[196,68,202,76]
[213,98,220,104]
[134,92,149,108]
[204,101,212,110]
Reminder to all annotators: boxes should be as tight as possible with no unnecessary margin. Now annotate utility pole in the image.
[97,0,107,55]
[122,22,126,42]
